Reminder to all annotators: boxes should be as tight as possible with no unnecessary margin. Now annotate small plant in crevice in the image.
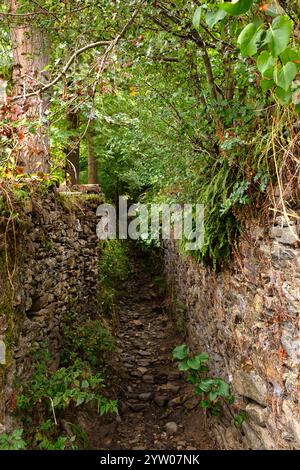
[171,298,187,334]
[98,240,132,315]
[15,345,118,449]
[61,317,115,368]
[0,429,27,450]
[17,357,117,416]
[233,410,248,429]
[172,344,246,426]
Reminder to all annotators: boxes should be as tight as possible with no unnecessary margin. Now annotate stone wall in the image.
[164,216,300,450]
[0,189,102,432]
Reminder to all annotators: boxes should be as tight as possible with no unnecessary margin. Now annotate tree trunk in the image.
[87,129,98,184]
[9,0,51,173]
[65,110,80,185]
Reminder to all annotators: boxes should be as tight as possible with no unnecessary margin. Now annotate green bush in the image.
[17,355,117,416]
[16,345,118,449]
[173,344,246,425]
[98,240,131,313]
[0,429,26,450]
[62,318,115,367]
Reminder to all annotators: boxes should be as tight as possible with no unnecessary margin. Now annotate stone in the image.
[168,371,181,380]
[281,323,300,364]
[0,340,6,365]
[175,440,187,447]
[159,383,180,394]
[184,396,199,410]
[165,422,178,435]
[74,219,82,232]
[233,370,268,406]
[130,370,142,378]
[138,392,152,401]
[138,359,153,367]
[248,422,277,450]
[154,373,168,384]
[128,402,146,412]
[138,350,151,357]
[168,396,182,407]
[270,225,299,245]
[143,375,154,384]
[283,370,298,401]
[224,427,241,450]
[282,400,300,446]
[137,367,148,375]
[242,422,264,450]
[154,394,168,407]
[245,403,267,427]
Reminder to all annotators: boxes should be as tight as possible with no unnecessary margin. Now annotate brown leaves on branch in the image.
[259,3,270,12]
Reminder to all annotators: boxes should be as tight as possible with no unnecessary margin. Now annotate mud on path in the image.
[96,252,215,451]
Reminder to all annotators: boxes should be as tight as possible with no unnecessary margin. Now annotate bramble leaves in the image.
[235,9,296,109]
[280,48,300,65]
[192,6,203,30]
[219,0,254,16]
[173,345,244,422]
[237,22,263,57]
[0,430,26,451]
[275,86,292,105]
[187,352,209,370]
[257,51,276,78]
[265,15,292,57]
[172,344,189,360]
[260,78,275,92]
[273,62,297,91]
[205,8,227,28]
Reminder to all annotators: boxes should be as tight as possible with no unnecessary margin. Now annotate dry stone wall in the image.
[164,216,300,450]
[0,189,102,432]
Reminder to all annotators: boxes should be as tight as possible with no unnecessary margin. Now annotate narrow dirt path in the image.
[105,252,215,450]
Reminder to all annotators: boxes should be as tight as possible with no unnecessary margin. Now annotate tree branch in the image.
[13,41,111,101]
[28,0,60,22]
[152,4,220,101]
[12,0,144,103]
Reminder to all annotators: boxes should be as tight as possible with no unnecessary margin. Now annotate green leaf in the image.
[237,23,263,57]
[260,78,275,92]
[265,15,292,57]
[208,390,219,401]
[81,380,89,389]
[187,357,201,370]
[275,86,292,105]
[172,344,189,360]
[273,62,297,91]
[187,373,198,385]
[194,352,209,362]
[257,51,276,78]
[265,3,285,17]
[295,103,300,116]
[234,411,247,427]
[198,378,214,393]
[76,394,85,406]
[193,6,203,30]
[199,400,210,409]
[226,394,235,405]
[178,360,189,371]
[211,402,222,415]
[205,9,227,28]
[219,0,254,16]
[280,48,300,65]
[215,379,230,397]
